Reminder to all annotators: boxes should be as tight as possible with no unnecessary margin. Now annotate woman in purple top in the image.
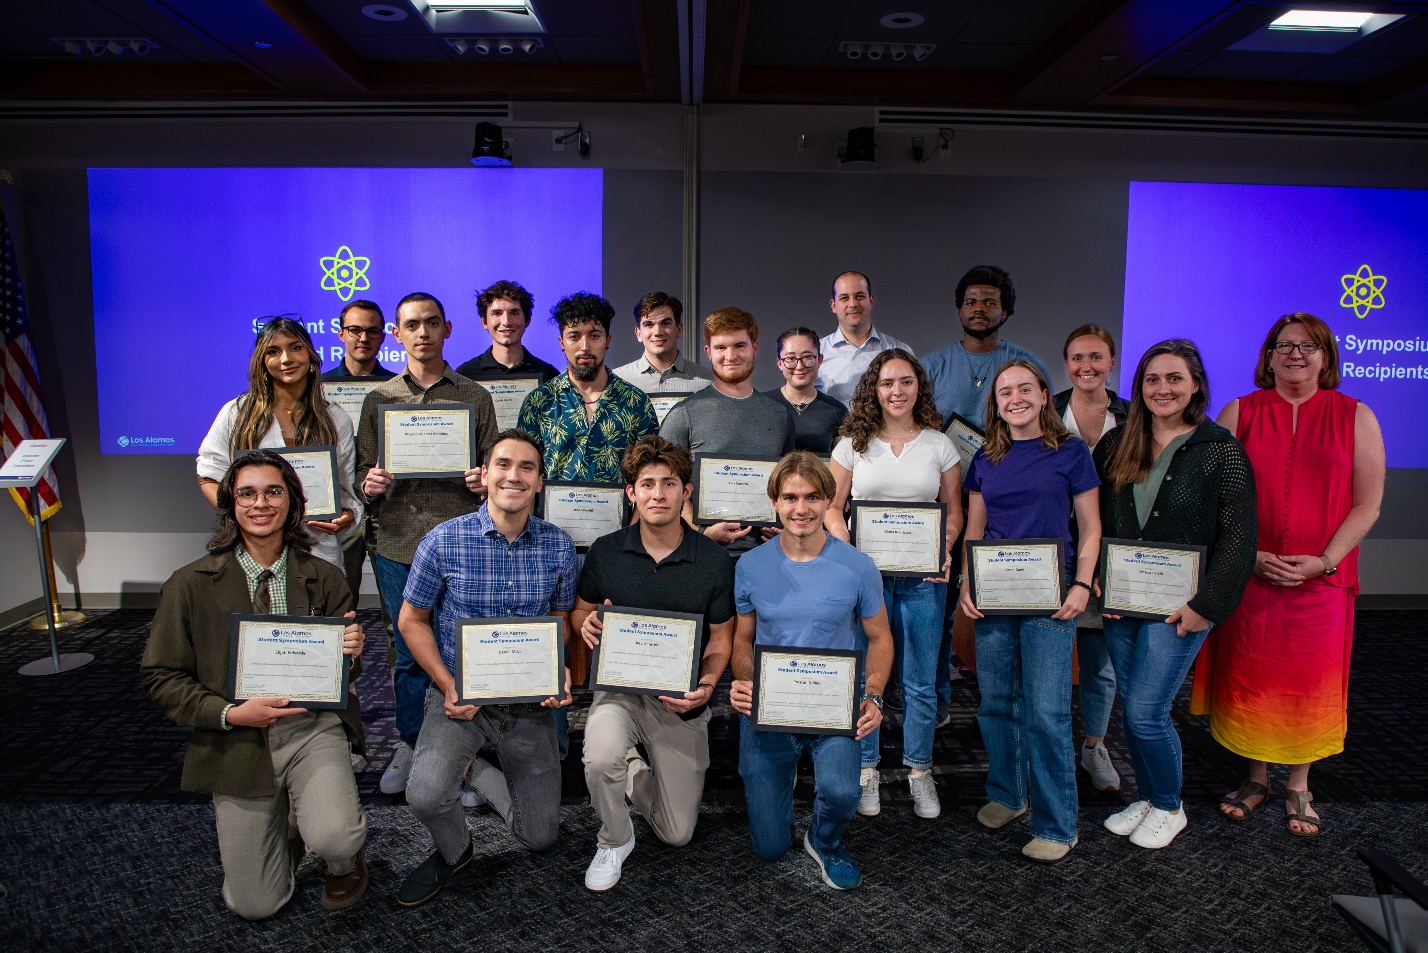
[957,360,1101,863]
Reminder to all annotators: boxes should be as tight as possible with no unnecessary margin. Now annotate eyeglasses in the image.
[1271,341,1322,356]
[234,486,287,506]
[779,355,820,369]
[340,326,384,339]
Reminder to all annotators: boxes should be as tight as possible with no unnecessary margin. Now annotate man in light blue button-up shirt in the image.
[815,271,914,407]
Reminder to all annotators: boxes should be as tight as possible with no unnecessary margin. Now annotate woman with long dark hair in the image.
[1093,339,1256,849]
[198,316,361,573]
[958,359,1100,863]
[826,348,962,820]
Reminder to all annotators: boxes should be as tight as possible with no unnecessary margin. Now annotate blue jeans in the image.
[374,553,430,749]
[1076,627,1117,738]
[1102,617,1210,811]
[975,613,1079,845]
[861,577,946,770]
[738,717,861,860]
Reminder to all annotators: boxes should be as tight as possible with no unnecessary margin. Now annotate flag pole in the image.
[26,519,86,631]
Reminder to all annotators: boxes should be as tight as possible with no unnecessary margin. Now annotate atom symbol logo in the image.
[320,245,371,302]
[1340,264,1386,319]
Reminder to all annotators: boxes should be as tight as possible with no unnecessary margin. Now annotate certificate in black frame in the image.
[472,377,541,431]
[849,500,948,577]
[378,402,477,479]
[648,391,695,426]
[750,645,863,737]
[320,378,384,424]
[1099,538,1207,620]
[690,453,781,527]
[589,605,704,697]
[539,480,628,553]
[966,538,1066,615]
[227,613,351,711]
[453,615,567,706]
[273,444,341,522]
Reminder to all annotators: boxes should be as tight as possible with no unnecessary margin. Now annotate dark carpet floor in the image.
[1,608,1425,951]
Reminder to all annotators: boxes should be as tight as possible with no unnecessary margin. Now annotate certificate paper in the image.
[322,379,384,425]
[943,413,985,473]
[227,614,350,710]
[274,445,340,521]
[751,646,861,736]
[590,607,702,696]
[379,403,475,478]
[649,392,694,426]
[968,539,1065,614]
[475,377,540,431]
[851,501,946,576]
[1100,539,1205,619]
[540,482,626,551]
[454,616,565,706]
[692,454,779,526]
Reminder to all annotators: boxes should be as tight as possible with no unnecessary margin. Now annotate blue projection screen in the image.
[1121,180,1428,469]
[89,167,602,454]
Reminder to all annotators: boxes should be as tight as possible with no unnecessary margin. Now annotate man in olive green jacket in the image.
[143,450,369,919]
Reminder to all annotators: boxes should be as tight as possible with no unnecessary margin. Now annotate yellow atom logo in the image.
[1340,264,1386,319]
[320,245,371,302]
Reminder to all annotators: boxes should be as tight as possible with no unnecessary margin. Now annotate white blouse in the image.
[831,428,960,503]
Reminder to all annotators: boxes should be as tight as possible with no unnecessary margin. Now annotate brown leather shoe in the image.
[321,849,368,911]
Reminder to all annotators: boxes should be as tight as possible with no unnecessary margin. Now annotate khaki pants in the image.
[582,692,709,849]
[212,711,367,920]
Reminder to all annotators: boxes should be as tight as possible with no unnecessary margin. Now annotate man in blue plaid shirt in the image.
[392,429,577,908]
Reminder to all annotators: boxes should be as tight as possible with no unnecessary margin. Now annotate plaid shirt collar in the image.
[473,502,536,545]
[234,545,289,610]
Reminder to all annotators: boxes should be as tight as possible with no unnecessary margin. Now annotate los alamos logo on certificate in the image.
[227,614,351,710]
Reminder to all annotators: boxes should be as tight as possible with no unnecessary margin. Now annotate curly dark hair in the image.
[836,348,943,454]
[478,280,534,322]
[207,450,312,555]
[550,291,615,335]
[955,264,1015,316]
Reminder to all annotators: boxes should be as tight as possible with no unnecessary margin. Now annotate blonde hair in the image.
[767,451,835,500]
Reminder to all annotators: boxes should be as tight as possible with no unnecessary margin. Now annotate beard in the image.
[962,315,1007,340]
[713,362,754,386]
[570,357,603,382]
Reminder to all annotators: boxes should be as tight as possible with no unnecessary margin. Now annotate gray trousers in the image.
[212,711,366,921]
[582,692,710,849]
[406,688,562,863]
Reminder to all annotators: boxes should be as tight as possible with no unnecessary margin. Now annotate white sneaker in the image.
[584,833,635,892]
[856,768,881,817]
[909,771,941,819]
[1080,741,1121,792]
[380,741,413,795]
[1103,800,1152,836]
[1129,807,1187,849]
[460,783,486,809]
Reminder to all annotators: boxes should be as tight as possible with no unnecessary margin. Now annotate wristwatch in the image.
[1320,554,1338,577]
[861,692,884,710]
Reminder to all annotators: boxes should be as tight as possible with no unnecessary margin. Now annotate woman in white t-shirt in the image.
[197,317,361,574]
[826,348,963,821]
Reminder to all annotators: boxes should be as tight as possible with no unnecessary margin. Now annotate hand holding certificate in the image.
[453,616,566,706]
[967,539,1065,615]
[1100,539,1205,619]
[540,482,626,551]
[750,646,862,736]
[273,446,340,521]
[590,607,702,697]
[851,501,946,577]
[379,403,476,478]
[692,454,779,526]
[943,413,986,473]
[227,614,351,710]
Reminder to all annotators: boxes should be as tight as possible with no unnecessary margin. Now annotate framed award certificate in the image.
[227,614,351,710]
[751,646,861,736]
[453,616,566,706]
[589,606,702,697]
[539,481,626,552]
[474,377,540,431]
[943,413,985,472]
[273,445,341,521]
[691,454,779,526]
[379,403,476,479]
[649,392,694,426]
[850,501,947,577]
[967,538,1065,614]
[1100,538,1206,619]
[321,379,384,425]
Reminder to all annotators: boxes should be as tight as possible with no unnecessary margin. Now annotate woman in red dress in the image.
[1191,312,1385,836]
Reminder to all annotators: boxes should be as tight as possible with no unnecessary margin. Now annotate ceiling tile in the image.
[746,0,850,40]
[1287,55,1418,85]
[1178,6,1277,54]
[743,36,832,69]
[931,41,1033,71]
[1348,15,1428,58]
[834,0,978,43]
[536,0,636,36]
[545,33,640,64]
[1184,50,1326,82]
[0,0,153,35]
[303,0,434,36]
[1139,47,1217,79]
[952,0,1084,46]
[343,33,454,63]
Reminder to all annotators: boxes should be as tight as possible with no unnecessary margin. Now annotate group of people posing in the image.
[142,264,1385,917]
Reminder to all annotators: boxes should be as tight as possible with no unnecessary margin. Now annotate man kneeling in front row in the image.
[574,435,736,891]
[142,450,369,919]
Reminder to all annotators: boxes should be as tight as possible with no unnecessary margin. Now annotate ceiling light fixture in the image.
[1269,10,1375,31]
[445,35,542,54]
[431,1,531,12]
[880,12,925,29]
[839,40,935,62]
[53,36,160,56]
[470,122,513,167]
[361,4,409,21]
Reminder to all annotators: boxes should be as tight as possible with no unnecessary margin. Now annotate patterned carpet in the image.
[0,608,1424,951]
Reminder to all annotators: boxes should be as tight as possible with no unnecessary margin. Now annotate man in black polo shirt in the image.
[455,280,561,393]
[572,435,735,893]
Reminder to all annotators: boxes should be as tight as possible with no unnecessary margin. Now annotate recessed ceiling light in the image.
[880,12,925,29]
[1100,53,1119,61]
[1269,10,1375,31]
[362,4,409,20]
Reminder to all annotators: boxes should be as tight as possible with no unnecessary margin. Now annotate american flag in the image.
[2,205,60,523]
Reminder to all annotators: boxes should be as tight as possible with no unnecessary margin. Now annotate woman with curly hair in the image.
[826,348,963,820]
[197,316,361,574]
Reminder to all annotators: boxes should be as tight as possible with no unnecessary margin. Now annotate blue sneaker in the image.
[802,830,862,890]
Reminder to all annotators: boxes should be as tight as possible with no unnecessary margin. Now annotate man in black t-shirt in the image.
[572,436,735,893]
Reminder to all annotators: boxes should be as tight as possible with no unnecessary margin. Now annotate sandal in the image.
[1218,779,1270,821]
[1284,790,1323,837]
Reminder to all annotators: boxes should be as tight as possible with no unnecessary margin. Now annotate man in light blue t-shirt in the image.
[729,452,893,891]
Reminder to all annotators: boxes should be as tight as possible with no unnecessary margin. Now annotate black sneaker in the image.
[397,835,473,908]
